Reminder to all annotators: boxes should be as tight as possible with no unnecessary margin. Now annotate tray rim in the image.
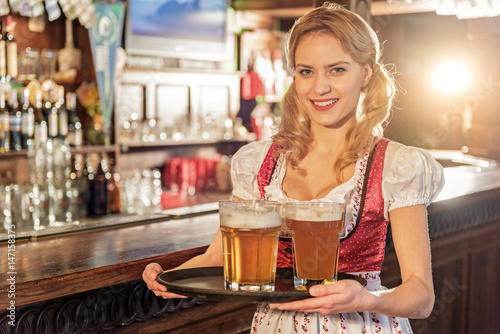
[157,267,366,303]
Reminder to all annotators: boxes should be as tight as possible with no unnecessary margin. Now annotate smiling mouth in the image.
[311,99,339,107]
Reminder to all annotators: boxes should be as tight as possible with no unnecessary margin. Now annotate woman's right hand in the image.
[142,263,187,299]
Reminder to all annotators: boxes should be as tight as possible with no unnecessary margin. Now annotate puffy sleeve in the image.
[382,142,445,217]
[230,140,273,200]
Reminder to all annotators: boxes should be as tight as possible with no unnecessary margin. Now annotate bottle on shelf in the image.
[5,17,17,82]
[272,49,288,97]
[0,21,6,79]
[44,87,59,140]
[33,89,47,151]
[21,87,35,149]
[79,153,93,218]
[69,152,87,220]
[107,159,121,214]
[255,49,275,97]
[56,85,68,142]
[0,90,10,152]
[86,153,109,216]
[241,51,263,100]
[66,91,82,147]
[8,88,22,151]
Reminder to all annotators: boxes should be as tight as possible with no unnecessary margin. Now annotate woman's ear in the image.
[362,64,373,88]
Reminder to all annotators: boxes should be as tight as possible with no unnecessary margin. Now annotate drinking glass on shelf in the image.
[10,183,35,232]
[0,184,12,232]
[18,47,40,82]
[120,169,162,215]
[40,49,57,80]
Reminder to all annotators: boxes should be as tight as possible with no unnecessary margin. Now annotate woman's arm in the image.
[270,204,435,319]
[143,228,223,298]
[143,196,248,298]
[368,204,434,318]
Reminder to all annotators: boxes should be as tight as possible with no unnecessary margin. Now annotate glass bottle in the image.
[9,88,22,151]
[5,19,17,81]
[33,89,47,148]
[32,90,48,184]
[69,153,87,220]
[66,92,82,147]
[107,159,121,214]
[21,88,35,149]
[57,85,68,142]
[87,153,109,216]
[0,91,10,153]
[45,88,59,140]
[0,21,6,79]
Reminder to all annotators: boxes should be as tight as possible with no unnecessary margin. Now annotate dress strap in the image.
[343,137,390,240]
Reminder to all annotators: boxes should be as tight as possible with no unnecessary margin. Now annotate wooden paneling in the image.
[382,221,500,334]
[114,301,255,334]
[467,242,500,334]
[416,249,467,334]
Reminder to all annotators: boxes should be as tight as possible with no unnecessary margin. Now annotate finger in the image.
[155,291,187,299]
[269,297,328,311]
[165,293,188,299]
[150,281,168,292]
[309,285,334,297]
[309,282,346,296]
[143,265,160,282]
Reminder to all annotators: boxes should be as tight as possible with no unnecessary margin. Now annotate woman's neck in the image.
[309,122,352,155]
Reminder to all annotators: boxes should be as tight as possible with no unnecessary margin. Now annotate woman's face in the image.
[294,33,372,131]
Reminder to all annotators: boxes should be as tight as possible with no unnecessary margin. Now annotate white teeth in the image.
[313,99,338,107]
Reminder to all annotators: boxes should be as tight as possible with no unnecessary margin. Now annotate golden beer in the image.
[219,201,281,292]
[285,202,345,291]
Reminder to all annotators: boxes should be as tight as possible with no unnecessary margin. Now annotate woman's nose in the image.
[314,74,331,95]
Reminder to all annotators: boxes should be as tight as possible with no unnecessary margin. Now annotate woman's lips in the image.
[310,98,339,111]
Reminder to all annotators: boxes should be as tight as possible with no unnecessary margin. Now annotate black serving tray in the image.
[157,267,366,303]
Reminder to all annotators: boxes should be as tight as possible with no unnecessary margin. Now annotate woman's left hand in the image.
[269,279,375,315]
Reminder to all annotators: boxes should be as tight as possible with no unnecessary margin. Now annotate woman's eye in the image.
[332,67,345,74]
[299,69,312,75]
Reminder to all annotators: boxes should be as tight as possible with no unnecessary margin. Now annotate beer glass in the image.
[284,202,346,291]
[219,200,281,292]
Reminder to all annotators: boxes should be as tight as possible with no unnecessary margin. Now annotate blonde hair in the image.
[272,2,396,182]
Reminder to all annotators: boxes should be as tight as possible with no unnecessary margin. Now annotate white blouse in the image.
[231,139,445,233]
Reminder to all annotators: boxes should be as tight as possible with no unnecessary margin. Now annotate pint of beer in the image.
[219,200,281,292]
[284,202,346,291]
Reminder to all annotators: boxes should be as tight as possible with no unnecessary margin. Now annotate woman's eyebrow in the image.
[296,61,352,68]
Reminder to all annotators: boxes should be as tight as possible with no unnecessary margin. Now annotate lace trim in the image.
[343,147,371,239]
[269,152,285,191]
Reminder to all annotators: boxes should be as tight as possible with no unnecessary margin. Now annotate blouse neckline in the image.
[264,146,372,238]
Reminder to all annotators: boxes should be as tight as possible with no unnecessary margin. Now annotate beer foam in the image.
[286,206,344,221]
[220,207,281,229]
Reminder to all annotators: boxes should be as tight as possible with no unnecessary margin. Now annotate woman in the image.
[143,3,444,333]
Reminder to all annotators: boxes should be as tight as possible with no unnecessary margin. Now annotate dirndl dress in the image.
[229,138,444,334]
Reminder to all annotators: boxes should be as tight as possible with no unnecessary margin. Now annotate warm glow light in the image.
[433,61,472,94]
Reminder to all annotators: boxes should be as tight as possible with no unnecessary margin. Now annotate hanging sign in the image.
[88,2,125,145]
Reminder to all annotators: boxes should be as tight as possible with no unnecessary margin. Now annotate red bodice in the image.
[258,139,391,272]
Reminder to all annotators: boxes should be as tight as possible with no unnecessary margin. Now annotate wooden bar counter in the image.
[1,154,500,333]
[0,196,258,333]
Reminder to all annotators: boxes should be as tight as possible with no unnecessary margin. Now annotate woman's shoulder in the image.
[381,140,445,209]
[232,140,275,172]
[231,140,274,200]
[233,140,274,162]
[385,140,440,166]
